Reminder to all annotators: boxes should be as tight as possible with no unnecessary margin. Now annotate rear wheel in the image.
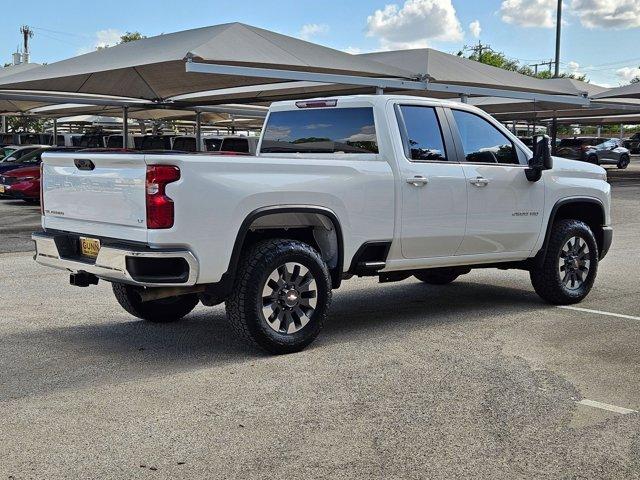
[112,283,199,322]
[414,268,462,285]
[617,155,630,169]
[529,220,598,305]
[226,239,332,354]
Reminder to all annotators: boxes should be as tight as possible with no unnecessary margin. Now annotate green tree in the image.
[7,116,45,133]
[119,31,146,43]
[458,48,587,82]
[96,31,146,50]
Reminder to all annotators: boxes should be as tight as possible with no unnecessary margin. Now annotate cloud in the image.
[616,66,640,83]
[366,0,463,50]
[341,124,377,143]
[570,0,640,29]
[499,0,556,28]
[566,60,584,77]
[469,20,482,38]
[77,28,123,54]
[298,23,329,41]
[343,46,363,54]
[304,123,333,130]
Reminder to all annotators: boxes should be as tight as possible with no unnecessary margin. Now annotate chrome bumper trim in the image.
[32,232,199,287]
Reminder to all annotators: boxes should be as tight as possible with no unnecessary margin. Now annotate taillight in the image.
[146,165,180,229]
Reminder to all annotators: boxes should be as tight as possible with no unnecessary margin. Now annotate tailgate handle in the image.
[74,158,95,171]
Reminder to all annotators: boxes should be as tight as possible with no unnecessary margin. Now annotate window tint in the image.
[452,110,519,165]
[399,106,447,161]
[172,137,197,152]
[205,138,223,151]
[221,138,249,153]
[261,107,378,154]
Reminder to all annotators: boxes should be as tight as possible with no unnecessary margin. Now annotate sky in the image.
[2,0,640,87]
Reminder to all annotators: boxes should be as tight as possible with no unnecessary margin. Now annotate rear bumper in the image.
[32,231,199,287]
[600,226,613,260]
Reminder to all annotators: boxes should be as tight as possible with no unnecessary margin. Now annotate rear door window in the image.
[397,105,448,161]
[261,107,378,154]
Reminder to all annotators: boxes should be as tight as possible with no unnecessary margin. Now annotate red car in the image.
[0,164,41,203]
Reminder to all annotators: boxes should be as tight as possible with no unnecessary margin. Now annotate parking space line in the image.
[558,306,640,321]
[577,399,637,414]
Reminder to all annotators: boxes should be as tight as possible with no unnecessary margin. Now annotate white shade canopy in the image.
[0,23,411,102]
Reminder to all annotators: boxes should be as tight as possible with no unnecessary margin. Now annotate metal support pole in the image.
[551,0,562,155]
[620,124,624,140]
[596,125,602,137]
[375,87,384,95]
[1,115,5,133]
[53,118,57,145]
[460,94,468,104]
[195,111,202,152]
[122,106,129,149]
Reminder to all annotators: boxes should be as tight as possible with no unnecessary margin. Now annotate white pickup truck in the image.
[33,95,612,354]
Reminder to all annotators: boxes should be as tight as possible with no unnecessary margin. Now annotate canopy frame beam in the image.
[185,60,591,106]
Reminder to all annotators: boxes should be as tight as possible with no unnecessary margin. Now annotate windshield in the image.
[1,147,17,159]
[13,148,45,164]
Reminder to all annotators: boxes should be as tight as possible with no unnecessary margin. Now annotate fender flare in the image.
[538,197,606,260]
[222,205,344,290]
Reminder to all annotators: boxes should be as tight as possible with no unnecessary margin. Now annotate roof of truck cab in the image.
[268,94,481,112]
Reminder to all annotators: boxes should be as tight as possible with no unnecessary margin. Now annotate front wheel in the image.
[587,154,599,165]
[617,155,630,169]
[226,239,332,354]
[529,220,599,305]
[112,283,199,322]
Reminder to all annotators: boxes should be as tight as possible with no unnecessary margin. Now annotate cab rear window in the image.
[261,107,378,154]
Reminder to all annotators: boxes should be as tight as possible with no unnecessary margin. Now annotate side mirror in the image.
[526,134,553,182]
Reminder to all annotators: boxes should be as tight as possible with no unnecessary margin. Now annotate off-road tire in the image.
[617,155,630,169]
[529,219,599,305]
[225,239,332,354]
[414,268,461,285]
[112,282,199,322]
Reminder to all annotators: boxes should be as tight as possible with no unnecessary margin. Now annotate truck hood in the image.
[551,156,607,181]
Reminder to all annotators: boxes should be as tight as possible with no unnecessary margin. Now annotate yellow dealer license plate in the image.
[79,237,101,258]
[0,185,5,194]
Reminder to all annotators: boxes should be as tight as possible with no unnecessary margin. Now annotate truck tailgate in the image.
[42,152,148,242]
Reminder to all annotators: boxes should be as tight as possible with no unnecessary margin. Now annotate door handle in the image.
[469,176,490,187]
[406,175,429,187]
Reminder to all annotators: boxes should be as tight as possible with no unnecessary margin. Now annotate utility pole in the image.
[529,59,554,76]
[20,25,33,63]
[464,40,492,61]
[551,0,562,154]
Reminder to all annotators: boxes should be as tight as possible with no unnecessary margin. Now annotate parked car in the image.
[54,133,83,147]
[623,132,640,153]
[33,95,612,354]
[171,135,258,153]
[0,164,41,202]
[556,137,604,161]
[105,134,135,149]
[0,145,49,171]
[585,139,631,169]
[0,147,81,202]
[139,135,174,150]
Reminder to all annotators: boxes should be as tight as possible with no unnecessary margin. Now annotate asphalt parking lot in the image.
[0,162,639,479]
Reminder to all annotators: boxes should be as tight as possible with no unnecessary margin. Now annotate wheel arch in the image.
[540,197,606,259]
[226,205,344,289]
